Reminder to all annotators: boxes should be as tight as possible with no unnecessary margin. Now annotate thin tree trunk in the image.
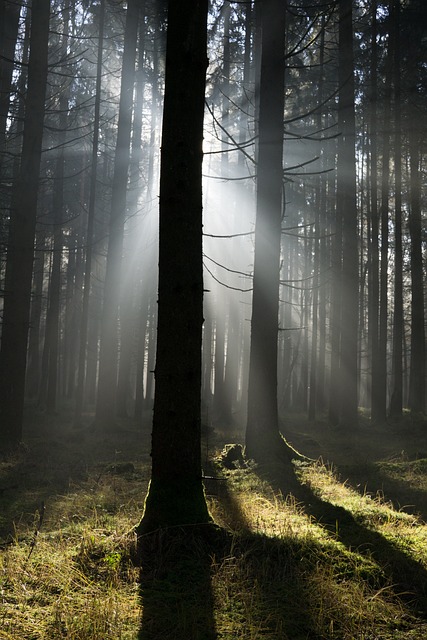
[26,231,45,398]
[0,0,21,168]
[74,0,105,425]
[375,8,393,422]
[45,5,70,411]
[389,0,403,418]
[337,0,359,427]
[369,1,381,420]
[95,0,139,427]
[408,123,425,414]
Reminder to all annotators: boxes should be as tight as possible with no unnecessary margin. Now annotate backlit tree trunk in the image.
[337,0,359,427]
[408,121,425,414]
[137,0,210,534]
[246,0,286,459]
[389,0,403,418]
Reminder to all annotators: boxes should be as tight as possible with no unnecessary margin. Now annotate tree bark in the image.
[0,0,21,168]
[373,3,394,422]
[246,0,287,459]
[389,0,403,418]
[408,122,425,415]
[337,0,359,428]
[0,0,50,448]
[137,0,210,534]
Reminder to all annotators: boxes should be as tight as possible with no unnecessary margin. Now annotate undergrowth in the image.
[1,415,427,639]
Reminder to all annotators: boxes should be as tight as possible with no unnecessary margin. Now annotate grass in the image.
[1,409,427,638]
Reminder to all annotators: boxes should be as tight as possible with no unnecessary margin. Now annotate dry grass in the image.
[1,411,427,639]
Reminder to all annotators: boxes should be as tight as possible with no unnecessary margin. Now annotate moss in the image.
[137,476,212,537]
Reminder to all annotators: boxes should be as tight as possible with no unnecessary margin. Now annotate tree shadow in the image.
[257,462,427,616]
[137,464,427,639]
[337,460,427,522]
[205,475,346,638]
[138,526,220,640]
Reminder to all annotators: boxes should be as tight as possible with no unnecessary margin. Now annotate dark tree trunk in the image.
[44,153,64,412]
[246,0,286,459]
[389,0,403,418]
[45,7,70,412]
[26,231,45,399]
[408,124,425,415]
[0,0,50,448]
[337,0,359,427]
[0,0,21,167]
[369,1,380,420]
[374,5,394,422]
[137,0,210,534]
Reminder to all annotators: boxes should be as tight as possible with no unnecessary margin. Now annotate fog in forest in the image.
[0,0,424,443]
[0,1,426,635]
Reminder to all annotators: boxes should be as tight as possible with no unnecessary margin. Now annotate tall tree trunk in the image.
[369,1,381,420]
[310,21,327,420]
[45,4,70,411]
[408,122,425,415]
[117,4,147,420]
[74,0,105,425]
[213,6,231,423]
[337,0,359,427]
[138,0,210,534]
[389,0,403,418]
[246,0,287,460]
[0,0,21,168]
[0,0,50,448]
[95,0,139,427]
[374,4,394,422]
[26,230,45,399]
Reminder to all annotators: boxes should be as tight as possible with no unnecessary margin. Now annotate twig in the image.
[24,501,45,567]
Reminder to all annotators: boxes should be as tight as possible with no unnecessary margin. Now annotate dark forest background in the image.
[0,0,425,445]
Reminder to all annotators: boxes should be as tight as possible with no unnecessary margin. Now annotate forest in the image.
[0,0,426,638]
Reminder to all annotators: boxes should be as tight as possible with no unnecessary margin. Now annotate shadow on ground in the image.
[286,417,427,521]
[257,460,427,618]
[138,526,219,640]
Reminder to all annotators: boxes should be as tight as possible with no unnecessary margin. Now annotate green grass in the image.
[1,411,427,639]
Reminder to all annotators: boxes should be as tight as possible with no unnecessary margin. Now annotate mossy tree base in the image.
[136,477,212,539]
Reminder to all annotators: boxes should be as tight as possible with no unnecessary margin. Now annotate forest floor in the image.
[1,407,427,639]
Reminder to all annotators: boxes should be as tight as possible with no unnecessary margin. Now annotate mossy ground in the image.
[1,407,427,638]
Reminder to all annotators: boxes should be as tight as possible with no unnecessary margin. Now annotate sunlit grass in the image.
[378,457,427,494]
[206,458,427,639]
[299,459,427,568]
[2,420,427,639]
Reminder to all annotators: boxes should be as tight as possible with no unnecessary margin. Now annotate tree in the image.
[408,118,425,416]
[368,0,381,420]
[245,0,287,460]
[405,0,426,416]
[74,0,106,426]
[0,0,50,448]
[336,0,359,427]
[0,0,21,167]
[137,0,211,535]
[95,0,139,426]
[389,0,403,418]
